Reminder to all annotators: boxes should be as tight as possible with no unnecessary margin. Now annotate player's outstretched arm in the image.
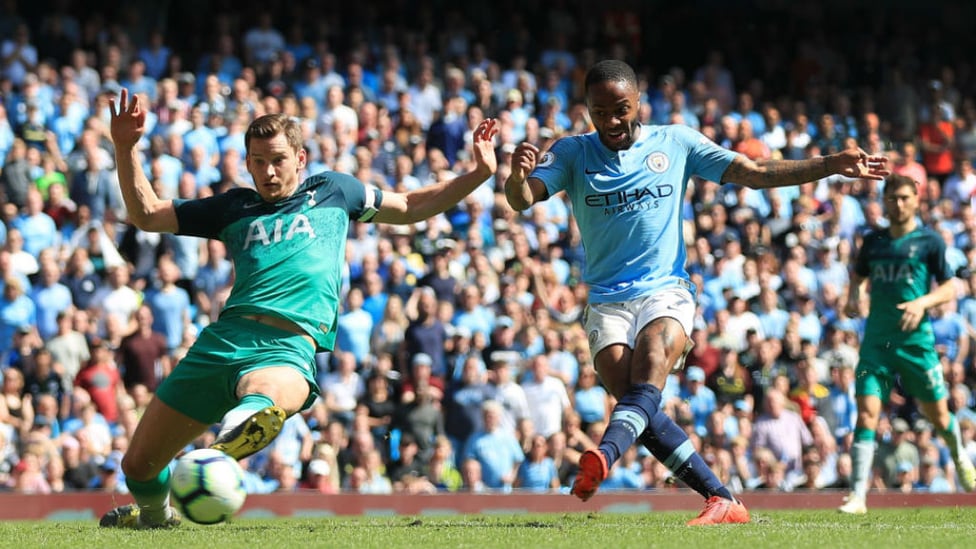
[373,118,499,224]
[110,88,178,233]
[723,147,890,190]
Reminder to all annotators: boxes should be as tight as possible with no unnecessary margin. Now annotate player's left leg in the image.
[900,346,974,491]
[208,317,317,460]
[917,398,976,492]
[638,413,735,501]
[638,414,749,525]
[211,366,310,459]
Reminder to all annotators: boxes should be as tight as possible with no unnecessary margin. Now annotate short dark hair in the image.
[245,113,304,154]
[884,174,918,196]
[584,59,638,95]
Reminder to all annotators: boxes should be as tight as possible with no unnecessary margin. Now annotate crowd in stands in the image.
[4,1,976,498]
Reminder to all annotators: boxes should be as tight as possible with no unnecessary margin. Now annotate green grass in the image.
[2,508,975,549]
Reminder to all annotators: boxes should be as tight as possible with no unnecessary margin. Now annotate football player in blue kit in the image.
[505,59,888,525]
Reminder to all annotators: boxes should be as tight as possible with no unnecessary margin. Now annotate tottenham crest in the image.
[537,151,555,167]
[646,152,669,173]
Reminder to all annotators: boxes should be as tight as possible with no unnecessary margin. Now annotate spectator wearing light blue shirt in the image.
[756,287,791,341]
[335,286,374,366]
[514,434,560,492]
[0,278,36,355]
[463,400,524,491]
[28,261,72,342]
[11,188,58,258]
[681,366,718,438]
[452,285,495,339]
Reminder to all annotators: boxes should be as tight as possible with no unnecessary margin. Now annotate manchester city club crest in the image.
[646,152,669,173]
[537,151,555,167]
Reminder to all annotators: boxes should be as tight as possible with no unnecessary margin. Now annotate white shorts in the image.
[584,287,695,356]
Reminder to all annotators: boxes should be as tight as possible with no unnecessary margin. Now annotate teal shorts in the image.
[155,316,319,424]
[855,341,947,403]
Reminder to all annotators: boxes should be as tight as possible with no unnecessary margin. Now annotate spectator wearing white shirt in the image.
[520,354,571,439]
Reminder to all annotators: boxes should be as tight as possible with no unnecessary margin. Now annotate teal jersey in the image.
[174,171,381,351]
[854,226,952,347]
[529,124,736,302]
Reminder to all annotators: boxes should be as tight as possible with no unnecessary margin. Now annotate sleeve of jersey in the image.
[173,192,241,239]
[530,137,578,198]
[680,125,738,182]
[332,171,383,222]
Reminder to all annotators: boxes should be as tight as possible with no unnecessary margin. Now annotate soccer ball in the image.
[170,449,247,525]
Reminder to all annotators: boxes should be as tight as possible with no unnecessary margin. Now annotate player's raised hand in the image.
[471,118,500,176]
[831,148,890,180]
[109,88,146,150]
[510,142,541,183]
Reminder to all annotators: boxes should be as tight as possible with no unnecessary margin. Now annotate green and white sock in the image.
[217,393,276,439]
[127,466,173,524]
[850,429,877,500]
[938,414,968,467]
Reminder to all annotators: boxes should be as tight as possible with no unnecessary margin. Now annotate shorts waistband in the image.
[241,314,309,337]
[240,314,316,352]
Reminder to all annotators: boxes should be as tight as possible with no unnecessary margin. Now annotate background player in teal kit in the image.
[838,174,976,514]
[505,60,889,525]
[100,88,499,528]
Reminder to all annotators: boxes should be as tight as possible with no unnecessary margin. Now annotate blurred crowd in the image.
[3,1,976,498]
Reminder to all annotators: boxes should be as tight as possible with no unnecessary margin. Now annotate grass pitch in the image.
[2,508,974,549]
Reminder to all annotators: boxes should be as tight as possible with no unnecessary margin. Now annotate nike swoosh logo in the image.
[243,201,264,209]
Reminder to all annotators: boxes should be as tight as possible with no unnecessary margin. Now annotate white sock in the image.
[850,440,876,499]
[140,500,173,524]
[217,408,257,440]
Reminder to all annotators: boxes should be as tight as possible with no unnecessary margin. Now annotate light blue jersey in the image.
[530,124,737,303]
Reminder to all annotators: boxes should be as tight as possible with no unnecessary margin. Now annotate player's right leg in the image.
[100,398,210,529]
[572,299,652,501]
[839,355,888,515]
[839,394,883,514]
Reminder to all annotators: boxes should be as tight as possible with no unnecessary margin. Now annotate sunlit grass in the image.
[2,508,975,549]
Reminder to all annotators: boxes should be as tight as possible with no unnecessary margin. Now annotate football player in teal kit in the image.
[506,59,888,524]
[838,174,976,515]
[101,88,498,528]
